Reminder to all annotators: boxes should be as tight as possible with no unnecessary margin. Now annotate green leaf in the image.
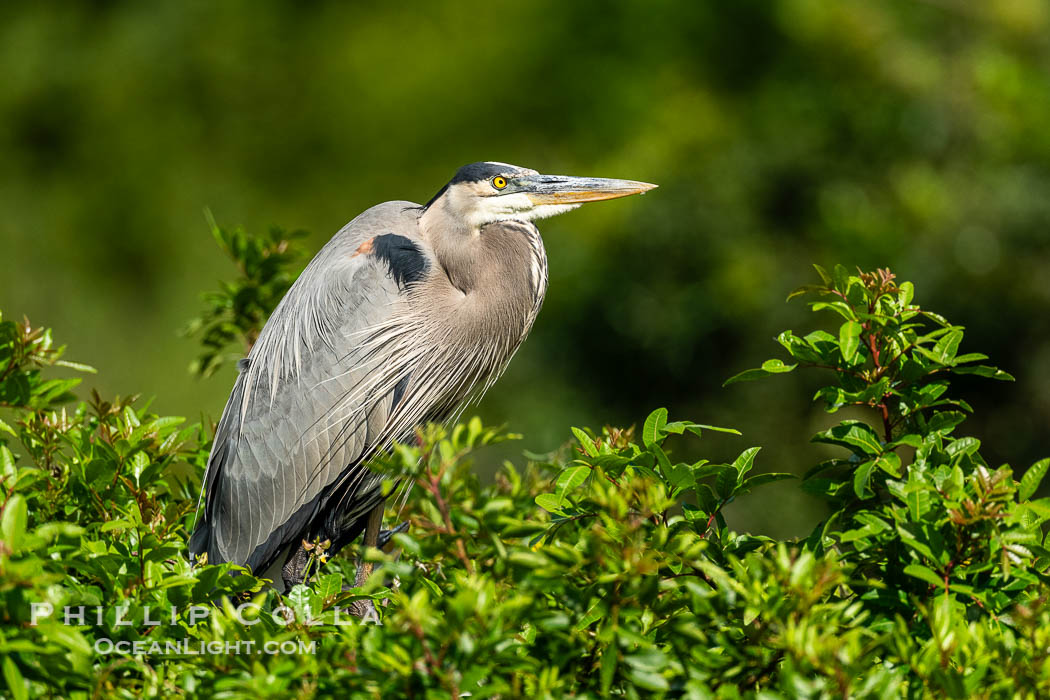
[812,263,832,285]
[899,281,914,306]
[99,519,134,532]
[952,353,987,364]
[419,576,443,599]
[761,358,796,374]
[600,647,617,695]
[812,420,883,456]
[831,264,850,293]
[642,408,667,448]
[904,564,943,588]
[535,494,567,515]
[723,368,773,386]
[570,427,598,457]
[776,331,822,362]
[130,451,150,485]
[661,420,688,435]
[786,284,824,302]
[926,411,967,435]
[874,452,902,477]
[898,524,936,560]
[890,434,924,449]
[1,493,27,551]
[0,374,31,406]
[0,445,15,477]
[53,359,97,373]
[805,329,838,353]
[1022,498,1050,519]
[573,600,604,632]
[555,466,591,497]
[316,573,343,602]
[839,320,862,362]
[839,512,891,543]
[691,463,723,481]
[3,657,27,700]
[922,310,951,328]
[931,329,963,364]
[731,446,762,481]
[723,359,797,386]
[682,503,706,522]
[811,301,857,321]
[946,437,980,458]
[34,522,85,540]
[626,669,669,692]
[1019,458,1050,501]
[651,443,672,472]
[715,467,737,500]
[666,463,695,492]
[907,489,932,521]
[695,484,719,515]
[853,459,878,499]
[685,423,741,437]
[951,365,1015,381]
[801,477,850,499]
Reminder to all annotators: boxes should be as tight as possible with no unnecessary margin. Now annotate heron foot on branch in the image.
[346,597,380,620]
[377,520,410,548]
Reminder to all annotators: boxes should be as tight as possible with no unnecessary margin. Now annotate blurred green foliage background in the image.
[2,0,1048,537]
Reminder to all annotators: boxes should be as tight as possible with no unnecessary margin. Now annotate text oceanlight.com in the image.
[93,639,317,656]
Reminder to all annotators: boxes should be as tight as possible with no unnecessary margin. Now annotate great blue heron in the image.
[188,162,656,594]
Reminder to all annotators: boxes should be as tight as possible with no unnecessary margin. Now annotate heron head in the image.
[425,161,657,230]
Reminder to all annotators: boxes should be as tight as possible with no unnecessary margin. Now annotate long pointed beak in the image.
[513,174,658,205]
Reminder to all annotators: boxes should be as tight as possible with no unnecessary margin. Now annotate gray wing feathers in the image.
[192,202,423,571]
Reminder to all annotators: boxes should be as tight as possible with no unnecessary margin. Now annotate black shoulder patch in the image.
[372,234,428,289]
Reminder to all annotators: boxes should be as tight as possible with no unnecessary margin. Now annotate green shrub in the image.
[1,231,1047,698]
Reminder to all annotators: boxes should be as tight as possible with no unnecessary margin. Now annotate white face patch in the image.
[463,190,581,227]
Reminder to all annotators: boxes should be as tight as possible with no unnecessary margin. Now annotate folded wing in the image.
[189,202,430,575]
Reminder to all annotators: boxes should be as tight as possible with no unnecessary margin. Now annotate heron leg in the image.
[354,502,385,587]
[280,541,311,590]
[347,502,386,619]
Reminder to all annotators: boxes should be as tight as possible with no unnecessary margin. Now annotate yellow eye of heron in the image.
[492,176,508,190]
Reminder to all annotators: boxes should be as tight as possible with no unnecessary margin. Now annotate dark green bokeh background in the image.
[3,1,1048,537]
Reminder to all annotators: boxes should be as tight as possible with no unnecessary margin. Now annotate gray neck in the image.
[418,207,548,349]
